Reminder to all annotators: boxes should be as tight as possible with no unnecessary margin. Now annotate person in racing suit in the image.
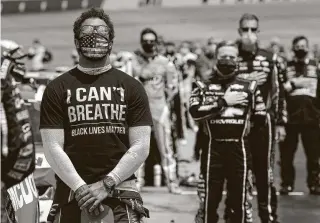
[1,40,36,223]
[279,35,320,195]
[224,13,287,223]
[132,28,182,194]
[164,41,186,141]
[190,41,267,223]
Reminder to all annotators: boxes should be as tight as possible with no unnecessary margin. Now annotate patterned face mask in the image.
[78,33,111,61]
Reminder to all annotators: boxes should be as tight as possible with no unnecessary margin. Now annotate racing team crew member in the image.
[190,41,267,223]
[1,40,36,223]
[224,13,288,223]
[280,35,320,195]
[132,28,182,194]
[40,8,152,223]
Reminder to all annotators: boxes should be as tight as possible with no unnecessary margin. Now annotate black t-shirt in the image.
[40,67,153,184]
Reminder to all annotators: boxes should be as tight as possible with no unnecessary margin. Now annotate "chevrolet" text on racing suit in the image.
[189,76,267,223]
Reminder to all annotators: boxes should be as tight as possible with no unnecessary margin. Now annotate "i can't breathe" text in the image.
[67,87,127,123]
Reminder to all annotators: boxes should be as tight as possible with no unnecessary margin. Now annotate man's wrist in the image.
[102,176,116,193]
[290,81,297,90]
[73,181,87,192]
[219,97,228,107]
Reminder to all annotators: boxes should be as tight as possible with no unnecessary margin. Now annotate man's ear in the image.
[74,39,79,48]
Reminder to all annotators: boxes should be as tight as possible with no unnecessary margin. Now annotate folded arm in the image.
[40,128,86,192]
[107,126,151,185]
[189,81,226,121]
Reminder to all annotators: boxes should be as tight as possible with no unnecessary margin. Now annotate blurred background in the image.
[2,0,320,222]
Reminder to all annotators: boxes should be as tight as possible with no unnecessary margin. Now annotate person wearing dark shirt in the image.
[279,36,320,195]
[40,8,153,223]
[191,41,267,223]
[224,13,287,223]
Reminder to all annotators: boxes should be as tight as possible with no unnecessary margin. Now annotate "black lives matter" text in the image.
[71,125,126,136]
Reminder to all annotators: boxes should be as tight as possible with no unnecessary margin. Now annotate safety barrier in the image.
[1,0,312,14]
[103,0,312,10]
[1,0,103,14]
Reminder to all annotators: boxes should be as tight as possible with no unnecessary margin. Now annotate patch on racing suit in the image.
[197,174,206,201]
[246,169,254,223]
[248,80,258,93]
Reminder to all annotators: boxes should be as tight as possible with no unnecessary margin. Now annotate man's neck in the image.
[78,56,110,68]
[142,50,157,58]
[239,42,258,56]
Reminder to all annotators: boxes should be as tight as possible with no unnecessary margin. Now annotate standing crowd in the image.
[1,7,320,223]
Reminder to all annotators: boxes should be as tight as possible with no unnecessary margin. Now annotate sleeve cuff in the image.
[72,180,86,192]
[290,81,296,91]
[218,98,228,108]
[107,172,121,186]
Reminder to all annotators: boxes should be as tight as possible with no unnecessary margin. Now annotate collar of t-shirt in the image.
[77,64,112,75]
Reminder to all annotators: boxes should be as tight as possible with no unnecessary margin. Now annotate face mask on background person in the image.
[216,58,237,79]
[141,40,157,54]
[241,32,258,51]
[166,47,176,56]
[293,49,308,59]
[76,25,112,61]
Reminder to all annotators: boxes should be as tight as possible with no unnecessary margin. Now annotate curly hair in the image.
[73,8,115,41]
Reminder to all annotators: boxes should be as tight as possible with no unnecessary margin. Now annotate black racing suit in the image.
[189,75,267,223]
[279,57,320,189]
[224,47,287,223]
[1,53,36,222]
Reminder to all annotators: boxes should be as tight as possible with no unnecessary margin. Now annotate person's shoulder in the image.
[46,67,77,90]
[307,57,318,66]
[111,68,143,86]
[155,55,171,64]
[257,48,274,60]
[235,77,258,93]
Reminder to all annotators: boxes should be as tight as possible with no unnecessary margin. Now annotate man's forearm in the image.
[277,73,288,125]
[189,98,227,121]
[107,126,151,185]
[40,129,86,191]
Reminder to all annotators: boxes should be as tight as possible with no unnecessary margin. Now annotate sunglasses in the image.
[142,39,157,44]
[241,27,258,32]
[80,25,109,36]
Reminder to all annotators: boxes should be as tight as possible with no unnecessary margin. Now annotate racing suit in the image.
[132,51,180,191]
[224,47,287,223]
[279,57,320,190]
[165,52,185,140]
[1,50,36,223]
[190,75,267,223]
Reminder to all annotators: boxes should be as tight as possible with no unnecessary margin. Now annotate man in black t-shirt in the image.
[40,8,153,223]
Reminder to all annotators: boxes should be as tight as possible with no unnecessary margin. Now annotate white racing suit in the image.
[132,51,179,191]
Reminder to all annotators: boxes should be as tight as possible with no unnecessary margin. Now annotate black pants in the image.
[201,140,250,223]
[279,124,320,188]
[50,198,142,223]
[225,116,278,222]
[249,118,277,223]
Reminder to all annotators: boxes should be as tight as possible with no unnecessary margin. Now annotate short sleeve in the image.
[39,85,64,129]
[127,81,153,127]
